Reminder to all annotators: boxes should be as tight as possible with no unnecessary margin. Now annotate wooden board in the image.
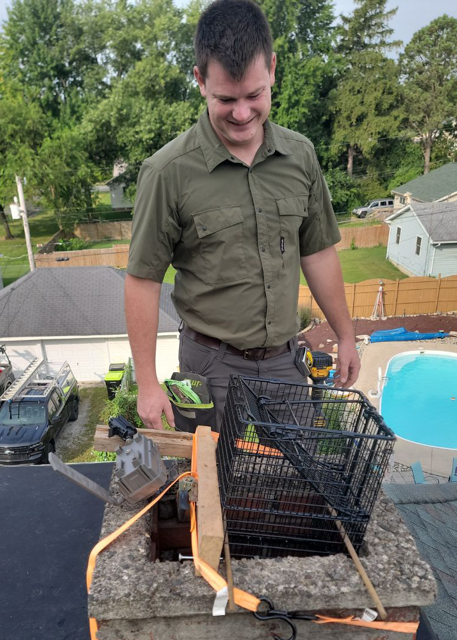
[94,425,193,458]
[195,426,224,574]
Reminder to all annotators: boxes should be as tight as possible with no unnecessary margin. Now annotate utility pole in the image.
[15,175,35,272]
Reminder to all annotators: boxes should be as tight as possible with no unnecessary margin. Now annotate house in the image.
[385,202,457,277]
[392,163,457,210]
[0,267,180,382]
[106,174,133,209]
[384,482,457,640]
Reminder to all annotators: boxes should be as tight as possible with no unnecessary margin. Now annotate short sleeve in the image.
[127,161,181,281]
[299,152,341,257]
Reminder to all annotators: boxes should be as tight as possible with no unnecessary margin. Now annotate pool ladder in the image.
[368,367,389,399]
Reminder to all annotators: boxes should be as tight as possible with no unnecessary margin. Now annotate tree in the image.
[331,51,402,176]
[258,0,337,153]
[331,0,402,176]
[400,15,457,173]
[0,205,14,240]
[0,0,104,120]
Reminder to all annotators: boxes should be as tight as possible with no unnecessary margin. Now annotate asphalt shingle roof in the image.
[384,482,457,640]
[0,267,180,338]
[393,163,457,201]
[411,202,457,242]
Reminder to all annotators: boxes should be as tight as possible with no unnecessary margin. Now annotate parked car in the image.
[0,360,79,465]
[0,345,15,397]
[352,199,394,218]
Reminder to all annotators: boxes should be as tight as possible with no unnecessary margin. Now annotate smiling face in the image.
[194,54,276,156]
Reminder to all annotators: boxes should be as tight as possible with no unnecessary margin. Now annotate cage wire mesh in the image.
[217,376,395,559]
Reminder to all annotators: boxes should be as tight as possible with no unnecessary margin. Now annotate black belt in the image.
[182,325,291,361]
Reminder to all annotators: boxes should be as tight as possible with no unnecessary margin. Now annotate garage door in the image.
[44,340,110,382]
[2,341,43,376]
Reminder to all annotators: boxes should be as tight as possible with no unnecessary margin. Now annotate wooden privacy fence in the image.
[74,220,132,241]
[35,245,129,268]
[336,224,389,250]
[298,276,457,319]
[74,220,388,249]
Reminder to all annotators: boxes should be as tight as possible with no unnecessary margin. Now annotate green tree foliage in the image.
[331,51,402,176]
[400,15,457,173]
[0,0,101,119]
[331,0,402,177]
[259,0,336,153]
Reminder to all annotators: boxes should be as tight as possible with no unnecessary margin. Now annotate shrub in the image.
[350,237,357,250]
[298,305,313,331]
[54,237,90,251]
[92,449,117,462]
[100,388,143,429]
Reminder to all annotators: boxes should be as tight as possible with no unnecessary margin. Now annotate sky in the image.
[0,0,456,49]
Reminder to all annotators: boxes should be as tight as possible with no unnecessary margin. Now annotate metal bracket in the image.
[179,476,198,502]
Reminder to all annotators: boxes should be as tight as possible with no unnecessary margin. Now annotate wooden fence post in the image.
[434,276,442,313]
[351,283,356,317]
[394,279,399,316]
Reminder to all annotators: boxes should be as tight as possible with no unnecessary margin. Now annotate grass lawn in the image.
[0,211,59,287]
[87,239,130,249]
[299,245,407,285]
[64,385,109,463]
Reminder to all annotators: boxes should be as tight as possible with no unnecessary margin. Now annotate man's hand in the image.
[333,338,360,389]
[137,384,175,431]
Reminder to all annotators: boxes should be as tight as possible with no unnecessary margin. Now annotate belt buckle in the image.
[243,348,266,361]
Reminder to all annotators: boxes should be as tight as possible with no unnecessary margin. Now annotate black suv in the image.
[0,361,79,465]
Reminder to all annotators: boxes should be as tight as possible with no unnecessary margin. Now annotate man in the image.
[125,0,360,432]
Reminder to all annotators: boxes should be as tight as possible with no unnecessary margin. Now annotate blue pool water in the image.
[380,352,457,448]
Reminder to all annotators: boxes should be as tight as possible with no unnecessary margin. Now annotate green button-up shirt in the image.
[127,110,341,350]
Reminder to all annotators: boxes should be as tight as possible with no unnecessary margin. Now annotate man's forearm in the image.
[125,274,161,389]
[300,246,353,340]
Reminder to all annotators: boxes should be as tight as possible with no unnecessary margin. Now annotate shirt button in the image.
[230,156,235,161]
[268,148,272,153]
[261,247,265,252]
[267,285,271,289]
[258,207,262,213]
[268,321,272,325]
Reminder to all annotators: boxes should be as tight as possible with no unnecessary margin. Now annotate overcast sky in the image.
[0,0,456,49]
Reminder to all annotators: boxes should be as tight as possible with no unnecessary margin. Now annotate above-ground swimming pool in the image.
[380,351,457,449]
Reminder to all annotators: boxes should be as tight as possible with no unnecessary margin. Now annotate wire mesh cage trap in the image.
[217,376,395,559]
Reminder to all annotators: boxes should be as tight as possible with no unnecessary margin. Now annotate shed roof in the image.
[0,267,180,338]
[384,482,457,640]
[392,163,457,201]
[386,202,457,243]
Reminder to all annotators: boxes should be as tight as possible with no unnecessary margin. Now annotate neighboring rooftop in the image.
[0,267,180,337]
[386,202,457,243]
[392,163,457,201]
[384,482,457,640]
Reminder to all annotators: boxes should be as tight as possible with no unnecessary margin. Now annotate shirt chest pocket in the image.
[276,195,309,261]
[191,206,246,284]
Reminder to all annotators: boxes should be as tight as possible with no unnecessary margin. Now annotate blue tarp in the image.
[370,327,449,343]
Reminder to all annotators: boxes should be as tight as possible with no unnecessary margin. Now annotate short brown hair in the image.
[194,0,273,81]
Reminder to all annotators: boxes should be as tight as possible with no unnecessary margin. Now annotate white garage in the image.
[0,268,180,382]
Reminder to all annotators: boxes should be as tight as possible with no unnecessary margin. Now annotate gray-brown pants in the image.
[176,331,308,433]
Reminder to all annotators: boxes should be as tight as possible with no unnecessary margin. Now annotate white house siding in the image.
[1,334,178,383]
[155,334,179,381]
[430,244,457,277]
[387,213,433,276]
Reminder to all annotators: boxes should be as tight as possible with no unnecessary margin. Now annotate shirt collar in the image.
[197,110,291,173]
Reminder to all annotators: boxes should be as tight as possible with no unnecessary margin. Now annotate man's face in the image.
[194,54,276,151]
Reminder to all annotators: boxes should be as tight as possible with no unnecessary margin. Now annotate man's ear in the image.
[269,52,276,86]
[194,66,207,98]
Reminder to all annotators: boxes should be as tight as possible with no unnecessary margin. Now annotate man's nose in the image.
[231,101,251,123]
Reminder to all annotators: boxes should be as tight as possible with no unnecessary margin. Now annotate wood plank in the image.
[94,425,193,458]
[195,426,224,575]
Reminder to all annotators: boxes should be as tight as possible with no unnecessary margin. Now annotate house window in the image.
[399,196,406,205]
[396,227,401,244]
[416,236,422,256]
